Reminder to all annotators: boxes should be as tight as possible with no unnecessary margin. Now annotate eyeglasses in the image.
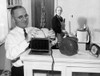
[17,14,29,20]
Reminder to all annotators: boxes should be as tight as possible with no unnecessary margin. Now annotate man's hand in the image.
[26,28,39,42]
[48,29,55,39]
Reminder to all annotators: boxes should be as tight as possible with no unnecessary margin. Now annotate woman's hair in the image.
[55,6,63,12]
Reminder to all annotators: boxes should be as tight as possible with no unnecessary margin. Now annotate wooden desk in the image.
[20,49,100,76]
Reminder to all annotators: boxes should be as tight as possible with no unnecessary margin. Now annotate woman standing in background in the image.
[52,6,67,47]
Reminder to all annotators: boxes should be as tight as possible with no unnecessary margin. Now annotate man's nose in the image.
[23,16,27,20]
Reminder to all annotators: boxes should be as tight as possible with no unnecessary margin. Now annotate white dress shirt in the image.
[5,26,29,67]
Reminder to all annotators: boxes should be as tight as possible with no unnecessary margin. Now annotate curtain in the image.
[31,0,54,29]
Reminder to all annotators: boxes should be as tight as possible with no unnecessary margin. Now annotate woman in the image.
[52,6,67,47]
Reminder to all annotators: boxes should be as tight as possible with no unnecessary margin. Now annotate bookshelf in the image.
[7,0,22,8]
[7,0,22,30]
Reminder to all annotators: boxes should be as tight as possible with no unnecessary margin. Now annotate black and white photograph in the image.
[0,0,100,76]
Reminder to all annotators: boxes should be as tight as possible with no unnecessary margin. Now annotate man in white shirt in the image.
[5,6,37,76]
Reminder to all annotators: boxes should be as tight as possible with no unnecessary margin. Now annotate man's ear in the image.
[10,16,16,30]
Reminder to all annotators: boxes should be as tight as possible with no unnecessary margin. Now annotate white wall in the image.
[0,0,8,69]
[0,0,8,43]
[22,0,32,27]
[55,0,100,34]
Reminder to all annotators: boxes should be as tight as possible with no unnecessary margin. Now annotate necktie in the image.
[23,29,30,50]
[23,29,27,38]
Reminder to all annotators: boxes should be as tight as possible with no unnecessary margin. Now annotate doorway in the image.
[31,0,54,29]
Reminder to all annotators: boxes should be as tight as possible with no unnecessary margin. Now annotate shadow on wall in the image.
[0,43,11,71]
[77,17,97,31]
[0,44,6,70]
[77,17,87,29]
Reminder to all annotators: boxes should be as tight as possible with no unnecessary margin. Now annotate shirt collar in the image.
[56,14,61,18]
[15,26,24,34]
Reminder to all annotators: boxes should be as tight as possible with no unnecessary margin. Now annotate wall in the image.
[55,0,100,34]
[22,0,32,27]
[0,0,8,43]
[0,44,6,70]
[0,0,8,69]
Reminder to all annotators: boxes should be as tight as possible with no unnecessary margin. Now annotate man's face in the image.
[56,7,62,16]
[13,8,29,28]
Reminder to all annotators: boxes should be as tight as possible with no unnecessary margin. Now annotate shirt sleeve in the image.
[5,34,29,60]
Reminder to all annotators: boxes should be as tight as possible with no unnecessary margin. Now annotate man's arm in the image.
[5,34,29,60]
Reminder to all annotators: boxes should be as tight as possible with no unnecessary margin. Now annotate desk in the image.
[20,49,100,76]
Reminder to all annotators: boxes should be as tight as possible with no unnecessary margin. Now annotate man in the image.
[5,6,37,76]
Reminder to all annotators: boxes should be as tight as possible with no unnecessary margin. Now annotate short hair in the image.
[55,6,63,12]
[11,6,25,16]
